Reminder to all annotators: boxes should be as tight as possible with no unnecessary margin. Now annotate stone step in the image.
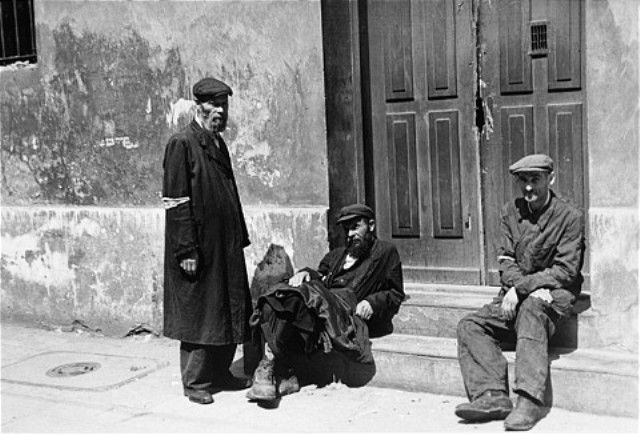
[370,334,638,418]
[395,283,592,349]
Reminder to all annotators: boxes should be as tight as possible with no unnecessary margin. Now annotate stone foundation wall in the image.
[1,206,328,335]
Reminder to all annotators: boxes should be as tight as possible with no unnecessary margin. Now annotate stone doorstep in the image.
[369,333,638,418]
[403,283,591,312]
[404,282,501,297]
[396,283,593,348]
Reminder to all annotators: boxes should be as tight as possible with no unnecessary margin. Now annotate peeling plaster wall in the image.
[0,0,330,331]
[1,0,328,205]
[585,0,639,352]
[1,206,327,333]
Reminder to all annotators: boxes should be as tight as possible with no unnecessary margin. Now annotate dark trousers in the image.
[457,292,572,404]
[180,341,236,393]
[260,303,375,387]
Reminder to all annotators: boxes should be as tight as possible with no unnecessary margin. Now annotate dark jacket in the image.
[257,281,373,364]
[498,190,585,299]
[304,238,404,338]
[162,120,251,345]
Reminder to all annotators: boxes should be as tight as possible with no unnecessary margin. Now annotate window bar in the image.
[0,1,5,59]
[28,0,36,56]
[12,0,20,55]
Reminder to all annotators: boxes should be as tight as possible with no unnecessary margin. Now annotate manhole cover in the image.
[46,362,101,377]
[2,351,169,391]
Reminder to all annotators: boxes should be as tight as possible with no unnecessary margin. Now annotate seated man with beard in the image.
[246,204,404,401]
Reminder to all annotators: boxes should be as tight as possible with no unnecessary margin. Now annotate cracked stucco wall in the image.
[0,0,330,332]
[584,0,639,352]
[1,206,328,334]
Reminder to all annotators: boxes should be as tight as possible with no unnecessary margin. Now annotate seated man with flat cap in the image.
[163,77,253,405]
[455,154,585,431]
[246,204,405,402]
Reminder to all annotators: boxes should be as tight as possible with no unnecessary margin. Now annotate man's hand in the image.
[355,300,373,320]
[530,288,553,303]
[500,286,519,320]
[288,271,310,287]
[180,257,197,276]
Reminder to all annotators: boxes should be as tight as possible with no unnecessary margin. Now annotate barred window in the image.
[1,0,37,66]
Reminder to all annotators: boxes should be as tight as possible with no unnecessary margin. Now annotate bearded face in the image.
[343,218,376,259]
[197,98,229,133]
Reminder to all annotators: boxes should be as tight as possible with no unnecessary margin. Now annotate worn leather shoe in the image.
[186,390,214,405]
[504,394,546,431]
[455,390,513,422]
[246,358,277,401]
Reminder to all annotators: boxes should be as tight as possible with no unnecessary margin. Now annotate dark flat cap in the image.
[509,154,554,174]
[336,204,375,224]
[193,77,233,102]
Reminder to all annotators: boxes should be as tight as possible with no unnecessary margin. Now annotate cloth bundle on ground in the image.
[250,280,373,365]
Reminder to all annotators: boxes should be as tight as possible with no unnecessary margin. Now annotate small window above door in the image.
[530,21,549,57]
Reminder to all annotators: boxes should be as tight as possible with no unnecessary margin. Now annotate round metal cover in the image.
[46,362,101,377]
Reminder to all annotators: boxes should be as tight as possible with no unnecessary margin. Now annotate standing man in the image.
[455,154,585,430]
[162,77,252,405]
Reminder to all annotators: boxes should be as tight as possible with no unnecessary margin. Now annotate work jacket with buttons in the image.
[498,190,585,300]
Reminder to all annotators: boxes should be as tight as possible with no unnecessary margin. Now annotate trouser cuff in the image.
[513,386,544,404]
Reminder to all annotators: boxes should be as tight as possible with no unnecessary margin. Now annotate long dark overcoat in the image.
[162,120,251,345]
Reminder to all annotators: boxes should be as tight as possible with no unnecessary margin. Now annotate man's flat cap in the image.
[193,77,233,102]
[336,204,375,224]
[509,154,554,174]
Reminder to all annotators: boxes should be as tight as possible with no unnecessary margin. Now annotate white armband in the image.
[162,196,190,209]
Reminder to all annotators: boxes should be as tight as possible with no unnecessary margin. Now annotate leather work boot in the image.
[504,393,546,431]
[246,358,277,401]
[277,373,300,397]
[455,390,513,422]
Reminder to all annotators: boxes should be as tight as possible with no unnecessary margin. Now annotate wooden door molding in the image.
[363,0,482,284]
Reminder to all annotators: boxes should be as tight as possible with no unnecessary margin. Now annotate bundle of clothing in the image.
[250,280,373,365]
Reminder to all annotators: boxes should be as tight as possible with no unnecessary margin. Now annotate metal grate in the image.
[46,362,101,377]
[0,0,37,65]
[530,21,548,57]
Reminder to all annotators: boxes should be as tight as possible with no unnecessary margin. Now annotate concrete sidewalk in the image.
[1,321,637,433]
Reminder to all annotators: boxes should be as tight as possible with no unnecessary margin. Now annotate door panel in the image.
[480,0,587,286]
[425,0,457,98]
[548,0,582,90]
[387,113,420,237]
[499,0,532,94]
[383,0,414,101]
[428,110,463,238]
[548,103,584,202]
[366,0,482,284]
[500,105,535,199]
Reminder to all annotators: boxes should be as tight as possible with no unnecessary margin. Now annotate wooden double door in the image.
[363,0,586,285]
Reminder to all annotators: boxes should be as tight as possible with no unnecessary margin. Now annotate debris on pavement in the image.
[123,323,160,338]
